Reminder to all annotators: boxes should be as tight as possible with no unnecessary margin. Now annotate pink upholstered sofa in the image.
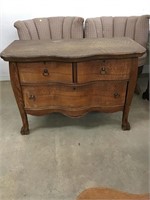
[84,15,149,71]
[14,15,149,70]
[14,17,84,40]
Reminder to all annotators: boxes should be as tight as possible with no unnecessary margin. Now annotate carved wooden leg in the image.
[122,106,130,130]
[142,80,149,101]
[122,58,138,131]
[122,121,130,130]
[20,125,30,135]
[9,62,30,135]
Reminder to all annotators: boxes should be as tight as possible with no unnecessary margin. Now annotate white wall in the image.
[0,0,150,80]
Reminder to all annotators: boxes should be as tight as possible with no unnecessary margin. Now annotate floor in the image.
[0,77,149,200]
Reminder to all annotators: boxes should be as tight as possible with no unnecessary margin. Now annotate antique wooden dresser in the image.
[1,38,146,134]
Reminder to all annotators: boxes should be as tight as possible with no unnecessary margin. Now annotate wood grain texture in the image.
[22,82,126,112]
[77,188,149,200]
[25,106,124,117]
[77,59,131,83]
[18,61,72,84]
[1,38,145,62]
[1,38,143,134]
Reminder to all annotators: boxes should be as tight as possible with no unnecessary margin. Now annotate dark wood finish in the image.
[142,81,149,100]
[1,38,146,134]
[77,188,149,200]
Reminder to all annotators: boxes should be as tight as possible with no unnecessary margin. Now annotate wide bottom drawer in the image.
[22,82,127,109]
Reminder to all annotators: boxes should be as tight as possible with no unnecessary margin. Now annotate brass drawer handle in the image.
[29,95,36,101]
[43,68,49,76]
[114,92,120,98]
[100,67,106,75]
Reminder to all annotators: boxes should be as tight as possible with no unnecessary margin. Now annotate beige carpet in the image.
[0,78,149,200]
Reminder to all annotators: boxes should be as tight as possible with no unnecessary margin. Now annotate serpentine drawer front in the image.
[22,81,127,110]
[0,38,146,134]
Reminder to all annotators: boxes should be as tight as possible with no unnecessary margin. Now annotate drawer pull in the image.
[114,92,120,98]
[100,67,106,75]
[43,68,49,76]
[29,95,36,101]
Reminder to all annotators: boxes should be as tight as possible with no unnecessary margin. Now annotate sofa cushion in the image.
[14,17,84,40]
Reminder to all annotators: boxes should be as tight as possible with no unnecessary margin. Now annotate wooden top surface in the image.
[1,37,146,62]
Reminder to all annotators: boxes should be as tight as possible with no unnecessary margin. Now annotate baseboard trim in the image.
[0,76,10,81]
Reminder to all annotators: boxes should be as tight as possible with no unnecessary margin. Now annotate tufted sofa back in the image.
[14,16,84,40]
[85,15,149,48]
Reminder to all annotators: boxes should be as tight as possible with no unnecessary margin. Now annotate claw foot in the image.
[20,126,30,135]
[122,121,130,131]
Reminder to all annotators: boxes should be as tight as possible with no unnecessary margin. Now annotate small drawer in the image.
[22,81,127,109]
[77,59,131,83]
[18,62,72,84]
